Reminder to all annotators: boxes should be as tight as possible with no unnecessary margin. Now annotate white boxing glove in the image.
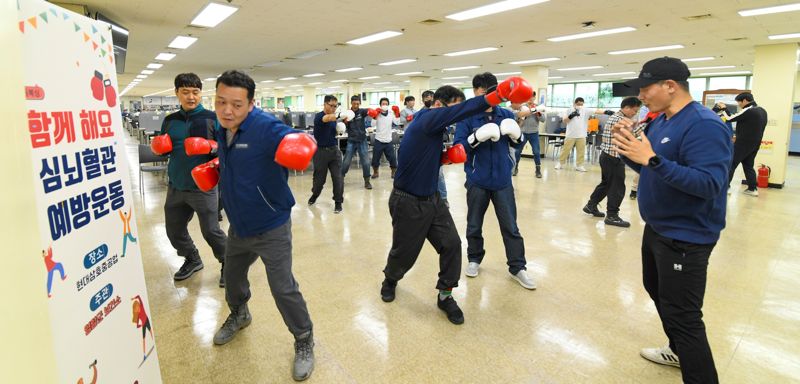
[340,109,355,122]
[500,118,522,142]
[336,122,346,134]
[467,123,501,148]
[520,105,531,113]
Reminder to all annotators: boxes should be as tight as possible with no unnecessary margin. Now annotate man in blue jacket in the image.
[381,77,533,325]
[454,73,535,290]
[204,70,316,381]
[614,57,732,384]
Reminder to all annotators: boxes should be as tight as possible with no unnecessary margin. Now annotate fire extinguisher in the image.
[757,164,771,189]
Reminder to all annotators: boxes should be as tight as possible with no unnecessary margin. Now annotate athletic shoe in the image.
[307,195,318,206]
[213,304,252,345]
[174,256,203,281]
[437,295,464,325]
[554,162,562,170]
[604,215,631,228]
[511,270,536,290]
[465,262,480,277]
[582,203,605,218]
[380,279,397,302]
[575,166,587,172]
[743,189,759,197]
[640,345,681,368]
[630,190,637,200]
[293,331,315,381]
[334,202,343,213]
[535,166,542,178]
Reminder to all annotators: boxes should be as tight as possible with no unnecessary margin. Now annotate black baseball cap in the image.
[624,57,691,89]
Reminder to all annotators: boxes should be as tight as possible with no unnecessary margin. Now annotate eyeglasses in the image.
[326,103,338,108]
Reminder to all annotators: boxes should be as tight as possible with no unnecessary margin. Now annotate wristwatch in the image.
[647,155,661,167]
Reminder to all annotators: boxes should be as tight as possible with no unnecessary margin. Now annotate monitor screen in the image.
[95,12,128,74]
[612,82,638,97]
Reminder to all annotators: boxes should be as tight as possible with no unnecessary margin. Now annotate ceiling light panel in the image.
[548,27,636,42]
[190,2,239,28]
[738,3,800,17]
[608,45,684,55]
[556,66,603,71]
[509,57,560,65]
[168,36,198,49]
[347,31,402,45]
[155,53,176,61]
[442,65,480,71]
[379,59,416,66]
[446,0,550,21]
[444,47,498,56]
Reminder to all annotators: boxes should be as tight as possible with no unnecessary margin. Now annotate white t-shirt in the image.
[561,107,591,138]
[374,113,399,143]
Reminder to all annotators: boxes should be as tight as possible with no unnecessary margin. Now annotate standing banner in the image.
[18,0,162,382]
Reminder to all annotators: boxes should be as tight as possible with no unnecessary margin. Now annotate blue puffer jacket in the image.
[454,106,518,191]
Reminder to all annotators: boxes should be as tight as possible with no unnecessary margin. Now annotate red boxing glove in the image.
[191,158,220,192]
[104,78,117,107]
[184,137,218,156]
[275,133,317,171]
[150,134,173,155]
[90,71,104,101]
[447,144,467,164]
[368,108,380,119]
[406,114,414,122]
[391,105,401,118]
[486,76,533,106]
[440,150,452,165]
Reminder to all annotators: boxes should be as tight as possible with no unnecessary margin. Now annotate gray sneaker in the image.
[512,270,537,290]
[293,330,315,381]
[465,262,480,277]
[213,304,252,345]
[173,253,204,281]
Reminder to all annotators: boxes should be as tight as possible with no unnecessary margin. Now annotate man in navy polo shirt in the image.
[309,95,345,213]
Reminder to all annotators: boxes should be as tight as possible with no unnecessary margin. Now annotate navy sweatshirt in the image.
[623,101,732,244]
[394,96,491,197]
[454,106,518,191]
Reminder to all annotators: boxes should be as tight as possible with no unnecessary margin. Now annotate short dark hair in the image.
[433,85,465,105]
[404,96,415,105]
[174,73,202,90]
[421,90,434,99]
[379,97,390,106]
[324,95,338,104]
[216,70,255,101]
[574,97,585,103]
[735,92,754,103]
[620,96,642,109]
[351,95,361,102]
[472,72,498,90]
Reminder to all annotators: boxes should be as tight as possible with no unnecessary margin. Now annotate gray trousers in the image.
[224,220,313,337]
[164,186,227,262]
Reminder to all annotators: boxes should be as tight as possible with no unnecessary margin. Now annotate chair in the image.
[138,144,168,195]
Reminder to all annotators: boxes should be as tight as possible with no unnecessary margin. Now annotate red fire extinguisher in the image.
[757,164,771,188]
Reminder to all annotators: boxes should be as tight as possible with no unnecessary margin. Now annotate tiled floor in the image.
[127,132,800,383]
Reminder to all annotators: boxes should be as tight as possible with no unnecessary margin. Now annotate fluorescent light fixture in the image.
[288,49,327,60]
[681,57,715,62]
[769,32,800,40]
[443,82,463,85]
[696,71,752,76]
[568,80,594,83]
[556,66,603,71]
[373,82,391,85]
[548,27,636,42]
[335,67,362,72]
[308,82,322,85]
[141,70,155,75]
[331,79,348,83]
[168,35,198,49]
[622,76,638,79]
[738,3,800,17]
[290,84,302,87]
[347,30,402,45]
[394,71,423,76]
[358,76,380,80]
[446,0,550,21]
[592,72,636,76]
[379,58,416,66]
[190,2,239,28]
[136,75,148,79]
[260,80,275,83]
[547,76,564,79]
[442,65,480,71]
[689,66,735,70]
[608,44,684,55]
[442,76,469,80]
[509,57,560,65]
[155,53,176,61]
[444,47,498,56]
[273,86,285,89]
[303,73,325,77]
[279,77,297,81]
[495,72,522,76]
[146,63,164,69]
[204,77,216,81]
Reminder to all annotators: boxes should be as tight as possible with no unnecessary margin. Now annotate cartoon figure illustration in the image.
[42,245,67,298]
[131,295,154,362]
[119,209,137,257]
[76,359,98,384]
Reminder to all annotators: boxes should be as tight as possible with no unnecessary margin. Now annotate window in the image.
[575,83,599,107]
[598,82,622,108]
[551,84,574,107]
[708,76,747,91]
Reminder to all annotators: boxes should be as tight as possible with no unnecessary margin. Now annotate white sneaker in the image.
[554,162,562,170]
[640,345,680,368]
[511,270,536,290]
[465,262,480,277]
[727,187,732,195]
[743,189,759,197]
[575,166,587,172]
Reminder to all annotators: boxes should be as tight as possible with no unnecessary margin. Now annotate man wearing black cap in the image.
[612,57,732,384]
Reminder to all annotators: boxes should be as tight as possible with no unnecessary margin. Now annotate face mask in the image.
[424,100,433,108]
[381,105,389,112]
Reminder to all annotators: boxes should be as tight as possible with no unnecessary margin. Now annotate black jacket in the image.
[345,108,370,142]
[728,102,767,146]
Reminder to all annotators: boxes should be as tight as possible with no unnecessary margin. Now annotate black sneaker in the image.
[582,203,605,218]
[334,202,343,214]
[364,178,373,190]
[604,215,631,228]
[174,257,204,281]
[380,279,397,302]
[308,195,318,206]
[437,295,464,325]
[629,190,637,200]
[218,263,225,288]
[535,166,542,178]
